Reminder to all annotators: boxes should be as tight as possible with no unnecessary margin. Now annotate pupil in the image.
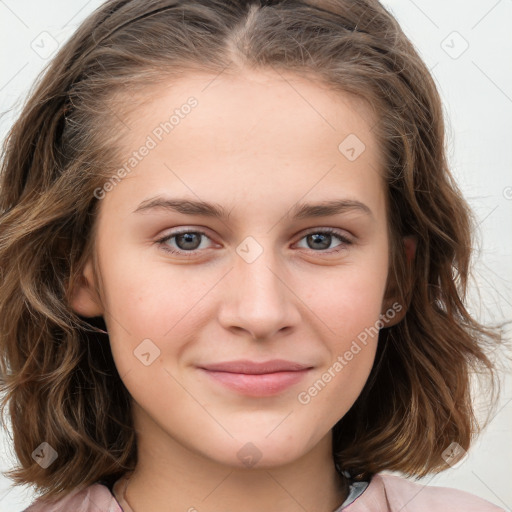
[310,233,330,250]
[178,233,200,250]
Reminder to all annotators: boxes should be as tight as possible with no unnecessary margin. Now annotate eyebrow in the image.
[132,196,373,220]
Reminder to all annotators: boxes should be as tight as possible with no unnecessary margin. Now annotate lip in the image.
[199,359,312,374]
[197,359,313,397]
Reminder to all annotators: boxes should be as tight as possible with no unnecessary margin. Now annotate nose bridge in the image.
[237,235,287,307]
[239,243,282,300]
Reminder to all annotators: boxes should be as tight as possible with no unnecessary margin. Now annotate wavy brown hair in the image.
[0,0,506,503]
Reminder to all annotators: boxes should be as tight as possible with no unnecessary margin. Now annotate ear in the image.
[67,257,104,318]
[381,235,417,327]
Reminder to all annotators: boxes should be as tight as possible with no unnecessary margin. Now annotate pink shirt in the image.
[22,473,505,511]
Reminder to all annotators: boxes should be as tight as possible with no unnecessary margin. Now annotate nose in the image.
[217,246,301,340]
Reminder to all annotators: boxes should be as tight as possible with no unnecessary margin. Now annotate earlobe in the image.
[381,298,407,327]
[67,258,104,318]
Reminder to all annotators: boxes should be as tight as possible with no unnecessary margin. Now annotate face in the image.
[72,69,403,469]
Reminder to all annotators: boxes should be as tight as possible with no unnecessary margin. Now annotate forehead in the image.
[100,69,386,223]
[120,68,379,158]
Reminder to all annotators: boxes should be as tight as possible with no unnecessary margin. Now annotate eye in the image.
[156,227,353,257]
[294,227,353,254]
[156,229,213,256]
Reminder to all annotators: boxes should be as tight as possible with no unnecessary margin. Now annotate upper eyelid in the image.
[299,226,353,239]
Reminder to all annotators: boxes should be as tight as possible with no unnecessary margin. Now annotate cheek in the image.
[291,264,388,420]
[298,257,389,346]
[98,248,215,375]
[97,226,191,330]
[295,287,383,430]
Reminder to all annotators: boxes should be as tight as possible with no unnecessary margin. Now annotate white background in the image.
[1,0,511,510]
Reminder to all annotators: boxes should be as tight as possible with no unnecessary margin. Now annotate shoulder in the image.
[22,482,121,512]
[346,473,505,511]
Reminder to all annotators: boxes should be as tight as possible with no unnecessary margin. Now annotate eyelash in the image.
[155,227,353,257]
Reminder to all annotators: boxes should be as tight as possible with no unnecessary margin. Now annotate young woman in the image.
[0,1,506,510]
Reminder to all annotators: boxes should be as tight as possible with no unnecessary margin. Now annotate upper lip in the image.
[198,359,313,375]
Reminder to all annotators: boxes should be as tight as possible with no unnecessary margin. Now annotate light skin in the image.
[70,68,412,512]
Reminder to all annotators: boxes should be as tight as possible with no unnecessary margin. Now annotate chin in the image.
[207,432,313,470]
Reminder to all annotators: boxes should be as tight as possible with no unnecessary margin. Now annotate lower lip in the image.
[199,368,311,396]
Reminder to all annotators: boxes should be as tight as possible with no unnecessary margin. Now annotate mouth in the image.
[197,359,313,397]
